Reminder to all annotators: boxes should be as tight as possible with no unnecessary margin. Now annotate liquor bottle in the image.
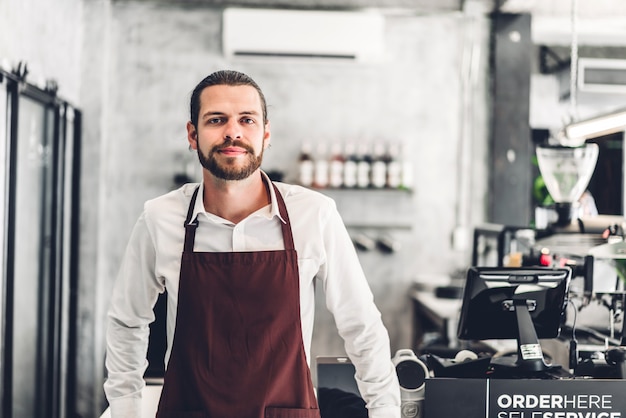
[343,142,358,189]
[313,142,329,189]
[356,142,372,189]
[386,143,402,189]
[370,142,388,188]
[328,142,344,189]
[298,142,314,187]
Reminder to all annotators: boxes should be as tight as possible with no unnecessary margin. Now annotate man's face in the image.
[188,84,270,181]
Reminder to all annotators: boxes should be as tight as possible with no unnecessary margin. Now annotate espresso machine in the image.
[532,142,626,377]
[474,142,619,271]
[531,143,612,276]
[532,141,625,274]
[471,140,626,377]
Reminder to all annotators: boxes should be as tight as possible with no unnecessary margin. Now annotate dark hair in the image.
[189,70,268,128]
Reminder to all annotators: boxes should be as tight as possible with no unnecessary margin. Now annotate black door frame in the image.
[0,66,81,418]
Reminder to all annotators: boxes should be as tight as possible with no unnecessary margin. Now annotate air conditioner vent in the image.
[578,58,626,93]
[222,8,385,63]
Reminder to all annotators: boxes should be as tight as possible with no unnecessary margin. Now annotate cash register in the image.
[424,266,572,379]
[423,265,626,418]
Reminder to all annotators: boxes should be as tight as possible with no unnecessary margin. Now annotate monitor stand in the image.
[488,300,572,379]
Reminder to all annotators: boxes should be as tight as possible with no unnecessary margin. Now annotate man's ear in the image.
[187,121,198,150]
[263,120,271,149]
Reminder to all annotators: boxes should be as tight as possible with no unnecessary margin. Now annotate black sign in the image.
[425,378,626,418]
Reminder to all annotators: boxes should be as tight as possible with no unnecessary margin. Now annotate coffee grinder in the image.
[535,143,599,230]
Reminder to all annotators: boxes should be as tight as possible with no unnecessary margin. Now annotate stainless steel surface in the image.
[534,233,606,257]
[590,240,626,260]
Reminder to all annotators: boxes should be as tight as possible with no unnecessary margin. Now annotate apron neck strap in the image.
[183,183,296,253]
[183,187,200,253]
[271,182,295,251]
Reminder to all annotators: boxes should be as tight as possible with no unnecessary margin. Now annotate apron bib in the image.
[156,184,320,418]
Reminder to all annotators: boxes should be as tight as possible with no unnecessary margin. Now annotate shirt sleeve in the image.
[318,202,401,418]
[104,212,164,417]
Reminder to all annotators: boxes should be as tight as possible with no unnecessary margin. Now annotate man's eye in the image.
[241,118,255,124]
[208,118,223,124]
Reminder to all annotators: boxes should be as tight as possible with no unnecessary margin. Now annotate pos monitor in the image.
[457,266,571,377]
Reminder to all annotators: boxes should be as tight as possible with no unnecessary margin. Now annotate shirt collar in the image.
[261,171,287,224]
[189,170,286,224]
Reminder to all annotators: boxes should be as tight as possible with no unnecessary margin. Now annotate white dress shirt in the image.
[104,172,401,417]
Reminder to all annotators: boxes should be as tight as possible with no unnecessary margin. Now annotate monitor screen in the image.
[457,267,570,341]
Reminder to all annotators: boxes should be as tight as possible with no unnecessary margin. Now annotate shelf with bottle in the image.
[324,187,415,231]
[297,140,414,193]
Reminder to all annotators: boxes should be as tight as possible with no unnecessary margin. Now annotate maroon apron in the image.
[156,184,320,418]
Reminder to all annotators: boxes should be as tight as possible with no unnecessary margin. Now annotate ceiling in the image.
[112,0,465,13]
[112,0,626,46]
[497,0,626,46]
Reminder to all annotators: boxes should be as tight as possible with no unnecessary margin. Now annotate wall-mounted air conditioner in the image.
[578,58,626,94]
[222,8,385,63]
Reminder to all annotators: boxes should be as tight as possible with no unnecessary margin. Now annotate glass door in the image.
[1,69,81,418]
[12,94,54,418]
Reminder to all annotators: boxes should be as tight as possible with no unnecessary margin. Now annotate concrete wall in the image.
[0,0,83,102]
[1,1,492,416]
[80,3,491,414]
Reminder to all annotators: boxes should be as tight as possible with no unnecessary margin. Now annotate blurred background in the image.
[1,0,626,416]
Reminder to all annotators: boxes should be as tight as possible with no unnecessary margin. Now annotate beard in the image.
[197,139,264,181]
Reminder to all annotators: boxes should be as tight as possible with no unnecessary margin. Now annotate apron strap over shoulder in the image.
[183,186,200,253]
[183,183,295,253]
[271,182,295,252]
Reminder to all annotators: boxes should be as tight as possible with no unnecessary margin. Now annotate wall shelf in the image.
[311,187,413,195]
[313,187,415,231]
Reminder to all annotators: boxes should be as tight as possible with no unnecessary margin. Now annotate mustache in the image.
[211,139,254,154]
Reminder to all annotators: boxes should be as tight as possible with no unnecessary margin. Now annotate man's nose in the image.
[223,120,242,140]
